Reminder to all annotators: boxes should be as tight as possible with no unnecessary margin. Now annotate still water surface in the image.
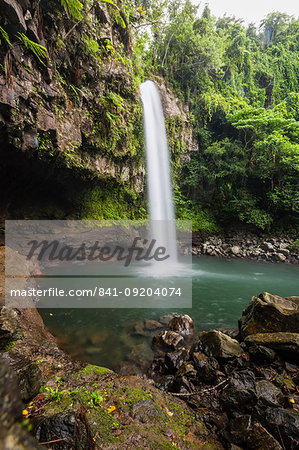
[39,256,298,370]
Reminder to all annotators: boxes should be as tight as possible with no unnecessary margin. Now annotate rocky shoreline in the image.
[147,292,299,449]
[192,232,299,264]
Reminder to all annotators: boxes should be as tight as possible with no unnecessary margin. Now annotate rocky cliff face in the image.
[0,0,195,221]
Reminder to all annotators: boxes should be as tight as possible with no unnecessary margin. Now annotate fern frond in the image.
[17,33,47,64]
[60,0,83,20]
[0,26,12,46]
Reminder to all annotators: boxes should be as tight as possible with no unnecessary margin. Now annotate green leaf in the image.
[17,33,47,64]
[0,26,12,46]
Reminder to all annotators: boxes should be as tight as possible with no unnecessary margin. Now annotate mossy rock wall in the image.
[0,1,195,221]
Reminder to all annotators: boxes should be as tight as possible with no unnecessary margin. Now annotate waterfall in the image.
[140,80,177,262]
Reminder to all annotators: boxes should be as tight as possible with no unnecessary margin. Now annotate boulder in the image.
[164,348,189,373]
[194,330,243,359]
[35,411,78,446]
[256,380,284,407]
[144,319,163,331]
[231,246,241,255]
[247,423,282,450]
[169,314,194,337]
[230,415,252,445]
[0,359,42,449]
[0,0,27,32]
[0,358,22,429]
[239,292,299,337]
[159,312,180,326]
[0,307,19,349]
[175,361,197,381]
[247,344,276,364]
[132,321,147,337]
[155,375,174,392]
[244,333,299,360]
[152,330,184,352]
[17,362,42,401]
[128,343,153,371]
[221,370,257,412]
[0,423,43,449]
[192,352,219,383]
[263,407,299,448]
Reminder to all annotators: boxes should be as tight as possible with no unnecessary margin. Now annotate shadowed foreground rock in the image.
[0,359,42,449]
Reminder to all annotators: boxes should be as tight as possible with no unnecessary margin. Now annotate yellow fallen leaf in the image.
[108,405,116,413]
[165,407,173,417]
[22,410,28,416]
[290,398,295,404]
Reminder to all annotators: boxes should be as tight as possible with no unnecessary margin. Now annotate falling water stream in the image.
[140,80,177,262]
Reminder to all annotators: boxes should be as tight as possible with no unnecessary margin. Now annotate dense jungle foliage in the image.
[133,0,299,233]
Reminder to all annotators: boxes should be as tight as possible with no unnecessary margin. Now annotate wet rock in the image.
[118,361,142,376]
[0,423,43,449]
[131,400,159,423]
[0,358,22,429]
[272,252,286,262]
[262,242,275,251]
[144,319,163,331]
[164,348,189,373]
[159,312,180,326]
[192,352,219,383]
[239,292,299,337]
[132,321,147,336]
[35,411,78,446]
[148,357,167,379]
[172,375,194,394]
[174,361,197,393]
[0,0,27,32]
[231,246,241,255]
[247,423,282,449]
[221,370,257,412]
[256,380,284,407]
[218,328,239,340]
[245,332,299,360]
[248,344,276,364]
[0,359,42,448]
[169,314,194,337]
[152,330,184,352]
[129,342,153,371]
[195,330,243,359]
[17,362,42,402]
[155,375,174,392]
[263,407,299,448]
[0,307,19,349]
[230,415,252,445]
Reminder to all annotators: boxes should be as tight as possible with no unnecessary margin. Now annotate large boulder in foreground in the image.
[245,332,299,360]
[0,358,42,449]
[194,330,243,359]
[239,292,299,338]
